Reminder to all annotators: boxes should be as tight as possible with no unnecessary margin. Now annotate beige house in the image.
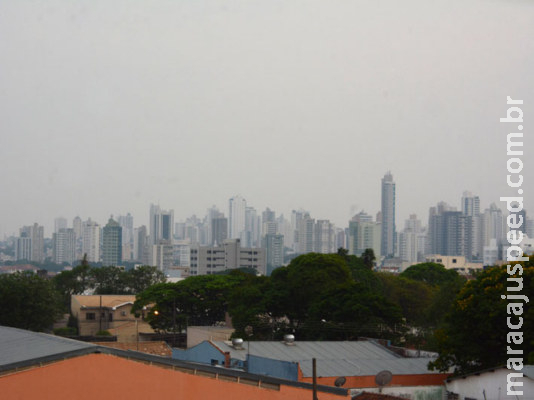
[71,295,155,342]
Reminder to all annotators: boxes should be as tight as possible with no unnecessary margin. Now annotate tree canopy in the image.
[0,272,63,331]
[429,257,534,375]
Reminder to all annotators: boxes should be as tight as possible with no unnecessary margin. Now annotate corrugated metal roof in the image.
[211,340,439,377]
[0,326,96,367]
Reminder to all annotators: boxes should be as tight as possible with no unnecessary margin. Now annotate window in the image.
[86,312,96,320]
[109,313,113,322]
[211,359,218,366]
[452,259,457,263]
[121,311,126,316]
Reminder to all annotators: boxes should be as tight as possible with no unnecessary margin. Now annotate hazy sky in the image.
[1,0,532,237]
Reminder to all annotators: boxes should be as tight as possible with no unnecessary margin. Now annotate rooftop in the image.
[0,326,96,367]
[72,295,137,309]
[211,340,439,378]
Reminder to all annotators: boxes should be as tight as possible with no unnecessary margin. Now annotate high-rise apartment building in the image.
[20,223,45,263]
[82,219,101,263]
[15,235,32,261]
[53,228,76,265]
[229,196,247,240]
[263,234,284,275]
[381,172,396,258]
[134,225,148,263]
[348,212,381,258]
[54,217,68,234]
[314,220,336,254]
[102,218,122,266]
[149,204,174,245]
[211,217,228,246]
[190,239,266,276]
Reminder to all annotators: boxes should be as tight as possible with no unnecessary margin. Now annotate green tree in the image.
[126,265,166,294]
[361,248,376,269]
[377,273,434,327]
[134,273,246,332]
[91,266,129,294]
[429,260,534,375]
[401,262,464,287]
[269,253,351,331]
[0,272,63,331]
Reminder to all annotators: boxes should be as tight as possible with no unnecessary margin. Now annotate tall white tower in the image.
[381,172,396,258]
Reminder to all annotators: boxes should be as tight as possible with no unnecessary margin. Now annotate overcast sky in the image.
[0,0,532,237]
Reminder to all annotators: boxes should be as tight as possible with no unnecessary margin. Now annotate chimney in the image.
[224,351,231,368]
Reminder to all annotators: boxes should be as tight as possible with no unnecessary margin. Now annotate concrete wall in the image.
[445,368,533,400]
[352,385,445,400]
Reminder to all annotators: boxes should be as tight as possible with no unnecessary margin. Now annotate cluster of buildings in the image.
[5,172,534,276]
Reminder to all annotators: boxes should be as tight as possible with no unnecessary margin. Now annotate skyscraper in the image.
[102,218,122,266]
[20,223,44,262]
[149,204,174,245]
[53,228,76,265]
[82,219,101,263]
[228,196,246,240]
[381,172,396,258]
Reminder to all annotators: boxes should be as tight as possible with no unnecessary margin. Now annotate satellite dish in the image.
[334,376,346,387]
[375,370,393,387]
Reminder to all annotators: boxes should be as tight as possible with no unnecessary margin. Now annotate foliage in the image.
[401,262,464,287]
[429,258,534,375]
[0,272,63,331]
[361,248,376,269]
[53,326,77,336]
[377,273,435,327]
[133,272,246,333]
[95,330,112,336]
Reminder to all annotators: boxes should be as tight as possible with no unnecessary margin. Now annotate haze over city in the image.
[1,0,533,238]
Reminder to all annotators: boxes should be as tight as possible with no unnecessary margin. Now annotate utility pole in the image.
[312,358,318,400]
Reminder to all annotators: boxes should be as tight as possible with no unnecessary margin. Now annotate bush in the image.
[95,330,112,336]
[53,327,77,336]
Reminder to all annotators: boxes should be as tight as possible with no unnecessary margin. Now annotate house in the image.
[445,365,534,400]
[0,325,350,400]
[71,294,155,342]
[172,337,450,398]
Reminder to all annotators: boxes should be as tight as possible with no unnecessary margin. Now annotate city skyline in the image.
[1,1,532,239]
[2,187,524,241]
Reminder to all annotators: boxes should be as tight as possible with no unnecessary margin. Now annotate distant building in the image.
[228,195,247,240]
[348,212,381,258]
[14,235,32,261]
[149,204,174,245]
[211,217,228,246]
[263,233,284,275]
[190,239,266,275]
[381,172,396,258]
[53,228,76,265]
[19,223,45,263]
[102,218,122,266]
[82,219,101,263]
